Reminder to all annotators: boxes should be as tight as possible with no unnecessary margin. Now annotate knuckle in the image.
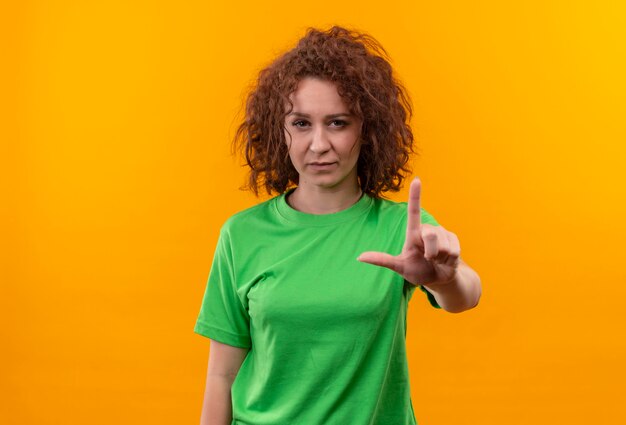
[424,236,436,244]
[422,229,438,241]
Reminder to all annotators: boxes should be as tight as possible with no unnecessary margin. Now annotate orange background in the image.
[3,1,626,424]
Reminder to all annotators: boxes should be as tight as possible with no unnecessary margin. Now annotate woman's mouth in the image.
[308,162,337,170]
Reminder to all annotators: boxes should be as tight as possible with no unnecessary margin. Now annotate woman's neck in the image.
[287,184,363,215]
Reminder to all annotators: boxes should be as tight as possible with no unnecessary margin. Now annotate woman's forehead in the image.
[286,77,354,114]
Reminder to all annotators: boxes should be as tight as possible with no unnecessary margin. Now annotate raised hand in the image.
[357,177,461,286]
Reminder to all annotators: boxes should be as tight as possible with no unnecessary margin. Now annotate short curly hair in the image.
[233,25,415,198]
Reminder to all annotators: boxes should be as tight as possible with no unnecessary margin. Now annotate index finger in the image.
[406,177,422,241]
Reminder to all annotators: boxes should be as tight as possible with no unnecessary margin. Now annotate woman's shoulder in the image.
[370,196,408,217]
[219,195,282,235]
[371,196,439,226]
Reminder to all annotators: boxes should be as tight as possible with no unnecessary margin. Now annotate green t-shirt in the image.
[194,189,440,425]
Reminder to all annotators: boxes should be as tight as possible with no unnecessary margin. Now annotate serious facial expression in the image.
[284,77,363,191]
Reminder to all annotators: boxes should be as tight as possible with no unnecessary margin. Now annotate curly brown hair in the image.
[233,25,415,198]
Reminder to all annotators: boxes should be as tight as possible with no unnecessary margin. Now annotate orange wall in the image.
[3,1,626,424]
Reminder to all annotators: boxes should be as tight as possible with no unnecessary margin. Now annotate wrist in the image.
[422,267,460,289]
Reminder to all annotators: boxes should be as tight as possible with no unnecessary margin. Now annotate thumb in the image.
[357,251,400,274]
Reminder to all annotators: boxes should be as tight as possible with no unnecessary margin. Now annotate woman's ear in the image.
[283,128,293,149]
[358,121,368,145]
[359,134,369,146]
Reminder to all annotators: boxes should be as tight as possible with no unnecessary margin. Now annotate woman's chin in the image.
[300,176,355,191]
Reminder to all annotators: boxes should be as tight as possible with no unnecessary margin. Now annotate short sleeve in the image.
[193,227,252,348]
[420,207,439,227]
[418,285,440,308]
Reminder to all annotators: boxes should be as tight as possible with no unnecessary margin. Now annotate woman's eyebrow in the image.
[287,112,351,118]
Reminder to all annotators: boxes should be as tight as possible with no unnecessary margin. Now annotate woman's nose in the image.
[309,127,331,154]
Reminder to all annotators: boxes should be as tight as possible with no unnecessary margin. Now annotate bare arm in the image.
[200,339,249,425]
[422,258,481,313]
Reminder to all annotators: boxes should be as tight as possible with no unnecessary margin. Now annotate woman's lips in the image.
[308,162,337,170]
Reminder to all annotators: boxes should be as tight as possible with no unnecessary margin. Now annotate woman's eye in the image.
[292,120,309,128]
[291,119,349,128]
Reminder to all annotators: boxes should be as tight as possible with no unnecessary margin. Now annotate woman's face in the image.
[284,77,363,192]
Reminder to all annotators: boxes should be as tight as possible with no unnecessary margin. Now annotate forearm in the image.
[423,261,481,313]
[200,375,235,425]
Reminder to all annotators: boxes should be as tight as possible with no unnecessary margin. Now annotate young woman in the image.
[194,26,481,425]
